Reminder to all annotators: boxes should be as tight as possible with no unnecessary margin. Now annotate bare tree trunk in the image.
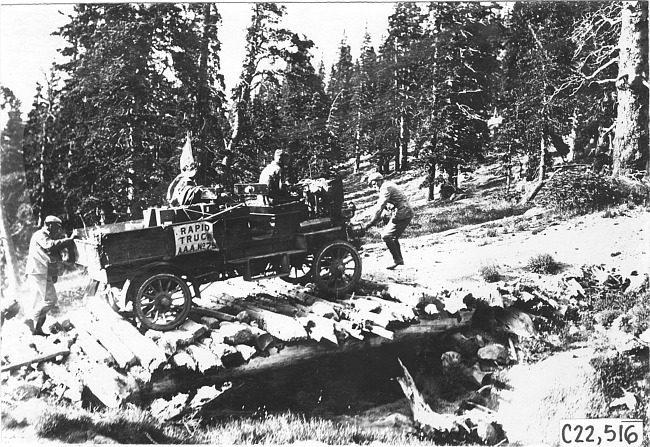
[0,202,21,300]
[428,162,436,201]
[354,110,361,173]
[612,1,649,176]
[399,112,409,170]
[393,140,401,172]
[522,137,547,204]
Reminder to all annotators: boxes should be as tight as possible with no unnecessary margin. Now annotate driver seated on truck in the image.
[166,135,219,207]
[259,149,298,205]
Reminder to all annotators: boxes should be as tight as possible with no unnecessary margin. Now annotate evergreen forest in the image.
[1,1,648,262]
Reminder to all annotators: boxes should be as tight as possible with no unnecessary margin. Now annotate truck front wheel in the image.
[133,273,192,331]
[312,241,362,298]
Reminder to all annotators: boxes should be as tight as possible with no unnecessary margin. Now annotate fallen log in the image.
[136,311,473,400]
[1,349,70,372]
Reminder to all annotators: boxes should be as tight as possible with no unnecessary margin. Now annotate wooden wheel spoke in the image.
[136,273,192,331]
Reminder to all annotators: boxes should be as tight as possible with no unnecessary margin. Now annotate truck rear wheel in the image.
[313,241,361,298]
[282,253,314,285]
[134,273,192,331]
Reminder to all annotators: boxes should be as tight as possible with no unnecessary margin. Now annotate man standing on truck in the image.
[24,216,77,336]
[363,173,414,270]
[167,134,218,206]
[259,149,294,204]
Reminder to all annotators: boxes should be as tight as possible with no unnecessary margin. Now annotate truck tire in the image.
[133,273,192,331]
[312,241,362,298]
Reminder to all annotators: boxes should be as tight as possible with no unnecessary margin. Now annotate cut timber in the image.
[232,303,307,342]
[188,307,236,322]
[87,298,167,371]
[157,329,201,357]
[69,308,137,369]
[383,284,430,308]
[0,349,70,372]
[244,295,301,317]
[139,311,474,399]
[365,324,394,340]
[333,319,364,340]
[79,359,138,408]
[178,320,208,339]
[171,351,196,370]
[297,314,338,345]
[42,363,84,402]
[340,297,381,313]
[186,345,223,373]
[363,296,417,322]
[74,330,114,365]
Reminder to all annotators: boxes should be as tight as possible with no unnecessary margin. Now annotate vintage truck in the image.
[73,179,364,331]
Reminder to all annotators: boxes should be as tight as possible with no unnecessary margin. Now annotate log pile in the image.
[2,281,479,410]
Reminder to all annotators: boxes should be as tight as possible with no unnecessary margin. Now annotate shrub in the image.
[480,264,501,282]
[534,169,629,214]
[590,353,646,402]
[527,254,560,274]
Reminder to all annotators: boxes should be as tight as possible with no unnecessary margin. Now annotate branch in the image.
[583,57,618,81]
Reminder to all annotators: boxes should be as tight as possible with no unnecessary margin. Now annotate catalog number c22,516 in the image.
[560,419,643,447]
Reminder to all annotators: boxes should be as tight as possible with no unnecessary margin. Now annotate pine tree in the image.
[496,1,580,185]
[376,2,425,173]
[47,4,228,220]
[277,33,331,181]
[414,2,500,198]
[229,3,292,179]
[326,36,356,166]
[351,31,381,172]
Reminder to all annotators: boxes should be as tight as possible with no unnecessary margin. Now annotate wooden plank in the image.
[186,345,223,373]
[297,314,338,345]
[171,351,196,370]
[42,363,84,402]
[333,319,364,340]
[362,295,418,322]
[230,303,307,342]
[157,328,201,357]
[178,320,208,339]
[74,329,115,365]
[78,359,138,408]
[1,349,70,372]
[364,324,394,340]
[188,307,237,322]
[87,298,167,371]
[69,308,137,369]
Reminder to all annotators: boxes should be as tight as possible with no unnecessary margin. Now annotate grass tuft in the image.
[527,253,560,274]
[480,264,501,282]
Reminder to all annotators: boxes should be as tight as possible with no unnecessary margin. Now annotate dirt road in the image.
[360,206,649,289]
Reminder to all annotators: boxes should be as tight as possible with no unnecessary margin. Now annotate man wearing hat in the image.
[24,216,77,335]
[259,149,292,204]
[363,172,414,269]
[167,134,218,206]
